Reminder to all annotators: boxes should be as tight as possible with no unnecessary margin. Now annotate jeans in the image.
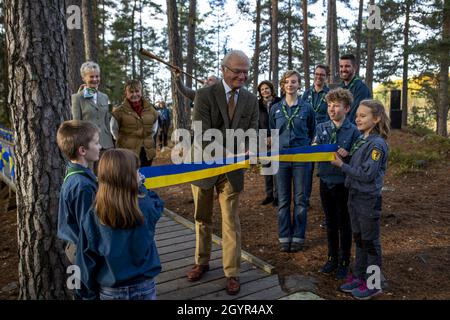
[276,162,309,244]
[99,279,156,300]
[304,162,314,207]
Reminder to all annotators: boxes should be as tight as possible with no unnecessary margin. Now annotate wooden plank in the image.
[157,257,223,284]
[156,233,196,248]
[155,224,187,234]
[158,242,220,263]
[196,274,280,300]
[239,283,289,300]
[156,220,179,229]
[160,249,222,273]
[157,262,256,299]
[159,216,171,222]
[155,228,193,241]
[157,239,196,255]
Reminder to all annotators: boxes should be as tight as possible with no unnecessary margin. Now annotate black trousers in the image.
[319,180,352,263]
[139,147,153,168]
[159,122,170,147]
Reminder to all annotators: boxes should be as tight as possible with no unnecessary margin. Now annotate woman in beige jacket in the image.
[110,80,159,167]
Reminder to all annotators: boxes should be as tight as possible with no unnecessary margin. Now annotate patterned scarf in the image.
[349,134,367,156]
[129,100,144,117]
[281,103,301,129]
[83,87,97,99]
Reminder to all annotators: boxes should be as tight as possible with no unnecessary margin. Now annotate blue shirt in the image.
[76,187,164,299]
[301,86,330,125]
[341,133,388,196]
[339,77,371,124]
[314,119,360,188]
[159,108,171,123]
[269,97,316,150]
[58,162,97,245]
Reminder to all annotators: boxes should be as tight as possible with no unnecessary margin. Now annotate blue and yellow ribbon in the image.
[141,144,338,189]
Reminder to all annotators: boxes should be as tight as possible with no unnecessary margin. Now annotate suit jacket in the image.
[71,91,114,149]
[191,81,259,192]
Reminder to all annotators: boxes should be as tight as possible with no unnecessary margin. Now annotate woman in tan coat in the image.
[110,80,159,167]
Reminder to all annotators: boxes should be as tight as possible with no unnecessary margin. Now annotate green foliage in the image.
[389,132,450,175]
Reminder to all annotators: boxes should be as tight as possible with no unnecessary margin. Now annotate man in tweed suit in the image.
[187,50,259,295]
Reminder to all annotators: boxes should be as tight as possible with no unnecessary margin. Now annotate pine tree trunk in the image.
[365,0,375,92]
[5,0,71,299]
[437,0,450,137]
[355,0,364,74]
[401,1,410,127]
[139,1,144,84]
[67,0,85,94]
[167,0,188,130]
[287,0,293,70]
[252,0,261,93]
[302,0,310,90]
[82,0,98,61]
[186,0,196,91]
[131,0,137,79]
[327,0,339,84]
[184,0,196,120]
[271,0,279,95]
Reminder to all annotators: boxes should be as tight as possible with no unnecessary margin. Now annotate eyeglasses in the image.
[224,65,249,76]
[314,73,327,77]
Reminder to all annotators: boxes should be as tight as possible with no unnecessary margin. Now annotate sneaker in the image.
[319,257,337,274]
[335,261,350,280]
[279,243,290,252]
[290,242,303,253]
[340,275,364,293]
[351,281,383,300]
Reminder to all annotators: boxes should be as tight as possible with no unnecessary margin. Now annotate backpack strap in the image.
[63,166,94,183]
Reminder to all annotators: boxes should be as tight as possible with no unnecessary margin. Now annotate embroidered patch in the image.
[372,149,381,161]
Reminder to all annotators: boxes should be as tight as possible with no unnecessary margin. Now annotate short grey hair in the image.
[80,61,100,78]
[221,50,250,67]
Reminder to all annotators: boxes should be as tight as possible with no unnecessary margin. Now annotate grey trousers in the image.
[348,190,383,280]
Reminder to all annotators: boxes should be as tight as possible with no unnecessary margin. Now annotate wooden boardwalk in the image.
[155,209,322,300]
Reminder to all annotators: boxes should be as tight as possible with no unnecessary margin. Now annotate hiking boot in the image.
[272,198,278,207]
[261,196,274,205]
[279,243,290,252]
[335,261,350,280]
[351,281,383,300]
[319,257,337,274]
[290,242,303,253]
[340,275,364,293]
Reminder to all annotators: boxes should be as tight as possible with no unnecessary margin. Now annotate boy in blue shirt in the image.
[313,88,360,279]
[56,120,101,264]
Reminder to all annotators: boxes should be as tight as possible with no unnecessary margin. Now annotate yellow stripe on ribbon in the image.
[144,160,250,189]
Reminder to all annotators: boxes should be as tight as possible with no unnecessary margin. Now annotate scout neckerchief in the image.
[342,76,359,92]
[308,88,326,113]
[64,165,96,183]
[329,121,341,144]
[281,99,301,129]
[83,87,97,99]
[349,134,367,156]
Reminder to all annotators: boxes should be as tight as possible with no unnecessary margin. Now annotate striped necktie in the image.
[228,89,236,121]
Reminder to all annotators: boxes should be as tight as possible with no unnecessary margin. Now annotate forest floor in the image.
[1,128,449,300]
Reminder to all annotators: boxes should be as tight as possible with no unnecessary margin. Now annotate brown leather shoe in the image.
[226,277,240,295]
[187,264,209,282]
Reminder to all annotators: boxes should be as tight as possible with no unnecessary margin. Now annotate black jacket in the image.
[258,96,281,135]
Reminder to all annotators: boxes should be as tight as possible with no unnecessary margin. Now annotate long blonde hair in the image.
[359,99,390,139]
[95,149,144,229]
